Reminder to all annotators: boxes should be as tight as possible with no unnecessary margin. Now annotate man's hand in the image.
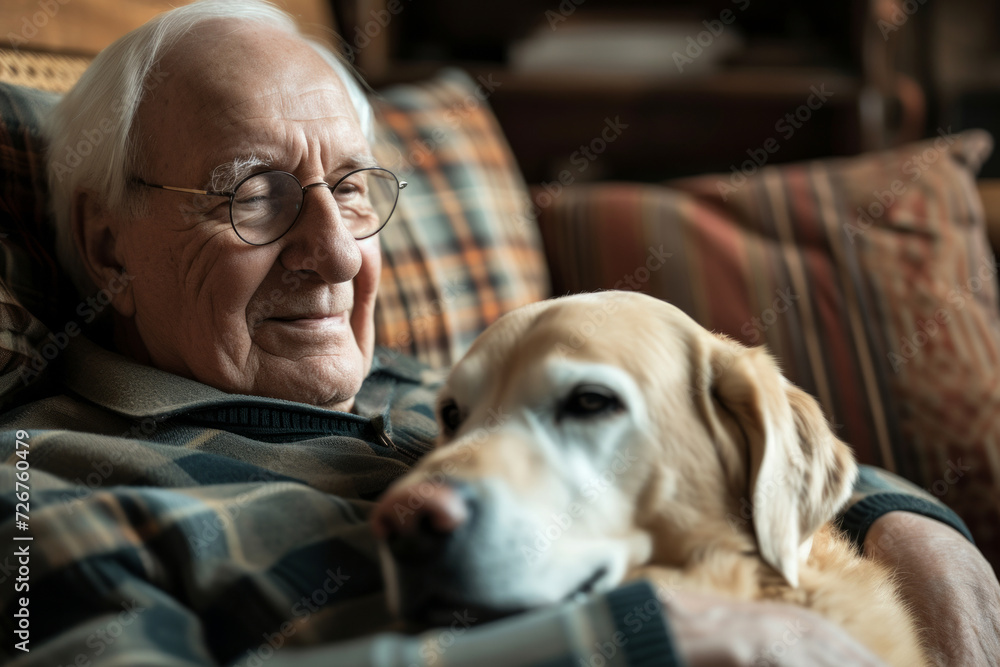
[659,589,887,666]
[865,511,1000,665]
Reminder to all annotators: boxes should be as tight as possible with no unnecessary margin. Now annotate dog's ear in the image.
[703,343,858,587]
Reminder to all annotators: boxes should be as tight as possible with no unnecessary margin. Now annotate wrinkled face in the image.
[110,22,379,410]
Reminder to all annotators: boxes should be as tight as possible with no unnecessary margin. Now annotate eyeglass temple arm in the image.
[135,179,227,197]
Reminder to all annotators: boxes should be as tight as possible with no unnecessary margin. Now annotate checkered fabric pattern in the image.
[0,83,77,408]
[0,337,681,666]
[372,70,551,369]
[534,129,1000,568]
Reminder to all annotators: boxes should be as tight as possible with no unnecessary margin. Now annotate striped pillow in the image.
[536,129,1000,567]
[372,70,550,369]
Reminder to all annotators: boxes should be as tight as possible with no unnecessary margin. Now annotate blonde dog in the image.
[371,291,926,665]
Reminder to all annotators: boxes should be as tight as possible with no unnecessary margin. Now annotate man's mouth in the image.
[269,311,350,326]
[260,311,353,337]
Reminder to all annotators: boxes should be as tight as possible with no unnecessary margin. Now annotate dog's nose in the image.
[372,480,472,562]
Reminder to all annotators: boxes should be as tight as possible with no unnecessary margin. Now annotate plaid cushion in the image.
[0,83,78,406]
[372,70,550,368]
[535,129,1000,568]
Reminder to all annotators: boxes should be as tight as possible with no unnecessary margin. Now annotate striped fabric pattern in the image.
[535,129,1000,568]
[371,70,550,369]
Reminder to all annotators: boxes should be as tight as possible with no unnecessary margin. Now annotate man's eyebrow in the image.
[207,153,272,192]
[207,152,378,192]
[341,153,379,171]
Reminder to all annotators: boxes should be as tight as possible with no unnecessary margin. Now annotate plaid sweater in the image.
[0,337,970,666]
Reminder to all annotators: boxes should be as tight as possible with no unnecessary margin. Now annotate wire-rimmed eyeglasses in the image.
[135,167,407,246]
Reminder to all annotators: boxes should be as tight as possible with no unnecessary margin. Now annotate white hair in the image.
[44,0,374,296]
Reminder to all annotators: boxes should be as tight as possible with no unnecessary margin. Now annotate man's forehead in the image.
[138,20,367,180]
[195,85,355,130]
[161,18,328,77]
[145,18,354,126]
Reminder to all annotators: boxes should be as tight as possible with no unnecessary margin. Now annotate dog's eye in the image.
[561,385,623,419]
[439,399,463,434]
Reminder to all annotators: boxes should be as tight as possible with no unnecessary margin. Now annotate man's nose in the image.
[371,479,475,562]
[278,187,362,283]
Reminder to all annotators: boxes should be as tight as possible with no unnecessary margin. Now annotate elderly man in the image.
[1,1,997,666]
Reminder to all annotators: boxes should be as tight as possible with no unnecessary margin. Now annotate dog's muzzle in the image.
[372,477,525,624]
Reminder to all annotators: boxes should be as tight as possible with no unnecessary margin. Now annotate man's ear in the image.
[703,342,858,587]
[72,189,136,318]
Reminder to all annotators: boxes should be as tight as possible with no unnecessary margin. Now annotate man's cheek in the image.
[354,237,382,301]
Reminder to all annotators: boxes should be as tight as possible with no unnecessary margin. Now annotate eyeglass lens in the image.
[230,168,400,245]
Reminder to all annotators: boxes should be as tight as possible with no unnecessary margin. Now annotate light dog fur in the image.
[372,291,926,665]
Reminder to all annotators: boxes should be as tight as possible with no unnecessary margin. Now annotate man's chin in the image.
[248,344,367,411]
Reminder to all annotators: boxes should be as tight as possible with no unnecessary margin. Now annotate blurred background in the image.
[343,0,1000,183]
[2,0,999,182]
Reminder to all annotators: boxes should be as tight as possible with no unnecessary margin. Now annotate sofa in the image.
[2,56,999,573]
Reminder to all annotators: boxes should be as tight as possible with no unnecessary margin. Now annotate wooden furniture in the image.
[0,0,335,56]
[341,0,928,183]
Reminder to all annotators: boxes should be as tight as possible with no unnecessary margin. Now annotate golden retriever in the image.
[371,291,926,666]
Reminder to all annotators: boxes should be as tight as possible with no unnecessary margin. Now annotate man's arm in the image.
[865,512,1000,665]
[838,465,1000,665]
[837,464,973,546]
[3,458,892,667]
[0,461,683,667]
[4,426,987,667]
